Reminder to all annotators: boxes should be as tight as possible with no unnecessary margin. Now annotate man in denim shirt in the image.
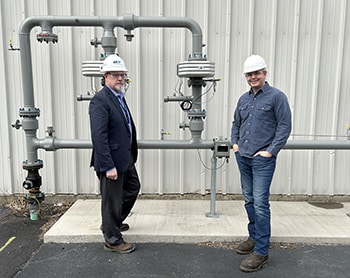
[231,55,292,272]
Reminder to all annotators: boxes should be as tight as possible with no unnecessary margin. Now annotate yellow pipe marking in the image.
[0,236,16,252]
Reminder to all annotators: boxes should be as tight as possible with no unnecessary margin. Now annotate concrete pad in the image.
[44,199,350,245]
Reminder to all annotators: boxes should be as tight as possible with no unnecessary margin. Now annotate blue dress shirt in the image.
[231,82,292,157]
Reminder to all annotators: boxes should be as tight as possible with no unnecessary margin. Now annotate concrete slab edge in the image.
[44,234,350,245]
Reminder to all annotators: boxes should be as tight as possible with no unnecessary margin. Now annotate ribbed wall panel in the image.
[1,0,350,196]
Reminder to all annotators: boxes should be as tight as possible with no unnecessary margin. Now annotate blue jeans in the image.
[235,152,276,256]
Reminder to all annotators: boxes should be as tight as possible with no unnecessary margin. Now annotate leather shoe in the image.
[120,223,129,232]
[236,238,255,254]
[239,252,268,272]
[104,242,136,254]
[100,223,130,232]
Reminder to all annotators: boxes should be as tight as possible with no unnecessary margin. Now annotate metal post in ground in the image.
[206,154,219,218]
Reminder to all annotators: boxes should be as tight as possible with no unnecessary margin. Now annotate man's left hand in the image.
[254,151,272,157]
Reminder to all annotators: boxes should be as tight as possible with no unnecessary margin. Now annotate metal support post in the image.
[206,154,219,218]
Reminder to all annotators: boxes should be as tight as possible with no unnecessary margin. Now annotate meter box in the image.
[213,138,231,158]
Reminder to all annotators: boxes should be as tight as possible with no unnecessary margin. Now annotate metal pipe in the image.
[32,135,350,219]
[284,140,350,149]
[120,14,203,57]
[33,137,350,151]
[19,14,204,165]
[164,96,193,102]
[19,14,204,105]
[21,117,39,163]
[138,140,213,149]
[34,137,215,151]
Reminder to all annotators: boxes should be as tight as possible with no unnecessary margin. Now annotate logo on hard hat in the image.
[113,60,122,64]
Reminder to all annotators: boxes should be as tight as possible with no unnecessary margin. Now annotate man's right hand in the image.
[106,167,118,180]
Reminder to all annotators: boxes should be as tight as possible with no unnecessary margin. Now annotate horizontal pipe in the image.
[19,15,203,51]
[33,137,92,150]
[19,14,204,108]
[34,137,215,151]
[34,137,350,151]
[284,140,350,149]
[164,96,193,102]
[138,140,214,149]
[76,95,93,101]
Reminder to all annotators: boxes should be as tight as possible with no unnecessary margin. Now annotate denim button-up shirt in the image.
[231,82,292,157]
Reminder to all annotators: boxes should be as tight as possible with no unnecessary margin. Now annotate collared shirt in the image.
[106,86,132,135]
[105,86,132,174]
[231,82,292,157]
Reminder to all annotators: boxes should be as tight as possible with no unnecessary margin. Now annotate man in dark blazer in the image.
[89,54,140,253]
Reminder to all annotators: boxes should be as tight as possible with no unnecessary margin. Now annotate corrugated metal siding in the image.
[1,0,350,196]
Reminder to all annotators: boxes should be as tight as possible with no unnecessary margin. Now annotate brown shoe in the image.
[236,238,255,254]
[239,252,268,272]
[104,242,136,254]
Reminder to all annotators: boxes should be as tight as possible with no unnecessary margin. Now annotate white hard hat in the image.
[243,55,267,74]
[100,54,128,73]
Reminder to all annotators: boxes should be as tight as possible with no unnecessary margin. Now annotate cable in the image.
[192,82,214,105]
[192,78,221,105]
[28,194,41,219]
[196,149,227,170]
[174,78,184,96]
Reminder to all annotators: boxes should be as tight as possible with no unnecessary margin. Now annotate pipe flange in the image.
[22,159,43,170]
[19,107,40,118]
[187,109,206,119]
[37,32,58,44]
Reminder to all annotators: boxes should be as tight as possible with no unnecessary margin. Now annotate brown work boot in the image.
[239,252,268,272]
[104,242,136,254]
[236,238,255,254]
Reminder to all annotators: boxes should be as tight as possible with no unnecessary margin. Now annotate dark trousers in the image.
[99,164,140,246]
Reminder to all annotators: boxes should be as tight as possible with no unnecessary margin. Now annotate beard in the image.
[113,83,125,93]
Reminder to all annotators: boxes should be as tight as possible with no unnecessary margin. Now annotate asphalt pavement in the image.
[1,199,350,277]
[0,206,46,278]
[14,242,350,277]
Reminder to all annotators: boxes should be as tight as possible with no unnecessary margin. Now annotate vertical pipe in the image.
[19,31,35,107]
[190,80,203,142]
[22,120,38,163]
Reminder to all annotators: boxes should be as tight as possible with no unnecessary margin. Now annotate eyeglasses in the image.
[108,72,126,78]
[245,70,264,77]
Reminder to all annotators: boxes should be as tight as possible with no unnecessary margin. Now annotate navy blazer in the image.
[89,86,138,174]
